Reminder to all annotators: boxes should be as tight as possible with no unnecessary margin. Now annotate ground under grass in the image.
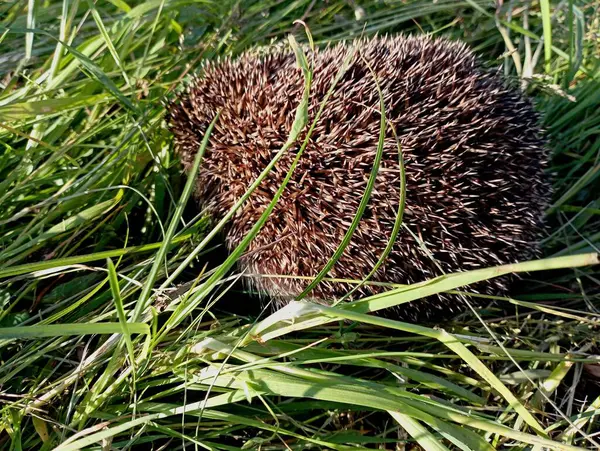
[0,0,599,450]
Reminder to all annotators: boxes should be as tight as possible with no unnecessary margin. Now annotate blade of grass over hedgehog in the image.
[157,43,358,337]
[256,273,600,326]
[151,33,322,293]
[297,55,386,300]
[248,252,600,344]
[336,120,406,304]
[347,253,599,313]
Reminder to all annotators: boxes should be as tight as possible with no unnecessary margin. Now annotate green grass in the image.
[0,0,599,449]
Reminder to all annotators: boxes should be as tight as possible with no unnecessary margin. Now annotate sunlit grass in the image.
[0,1,599,449]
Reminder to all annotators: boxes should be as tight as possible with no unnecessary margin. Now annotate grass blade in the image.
[25,0,35,60]
[0,323,149,339]
[106,257,136,367]
[540,0,552,73]
[389,411,451,451]
[298,54,385,299]
[247,253,599,343]
[132,112,220,321]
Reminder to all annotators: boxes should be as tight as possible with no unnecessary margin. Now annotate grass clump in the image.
[1,1,599,450]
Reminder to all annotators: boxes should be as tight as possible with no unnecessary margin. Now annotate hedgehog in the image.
[167,35,551,320]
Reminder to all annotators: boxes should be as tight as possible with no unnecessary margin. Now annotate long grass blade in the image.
[0,323,149,339]
[540,0,552,73]
[132,112,220,321]
[106,257,136,367]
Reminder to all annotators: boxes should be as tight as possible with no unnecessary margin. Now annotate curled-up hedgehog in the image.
[167,35,551,320]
